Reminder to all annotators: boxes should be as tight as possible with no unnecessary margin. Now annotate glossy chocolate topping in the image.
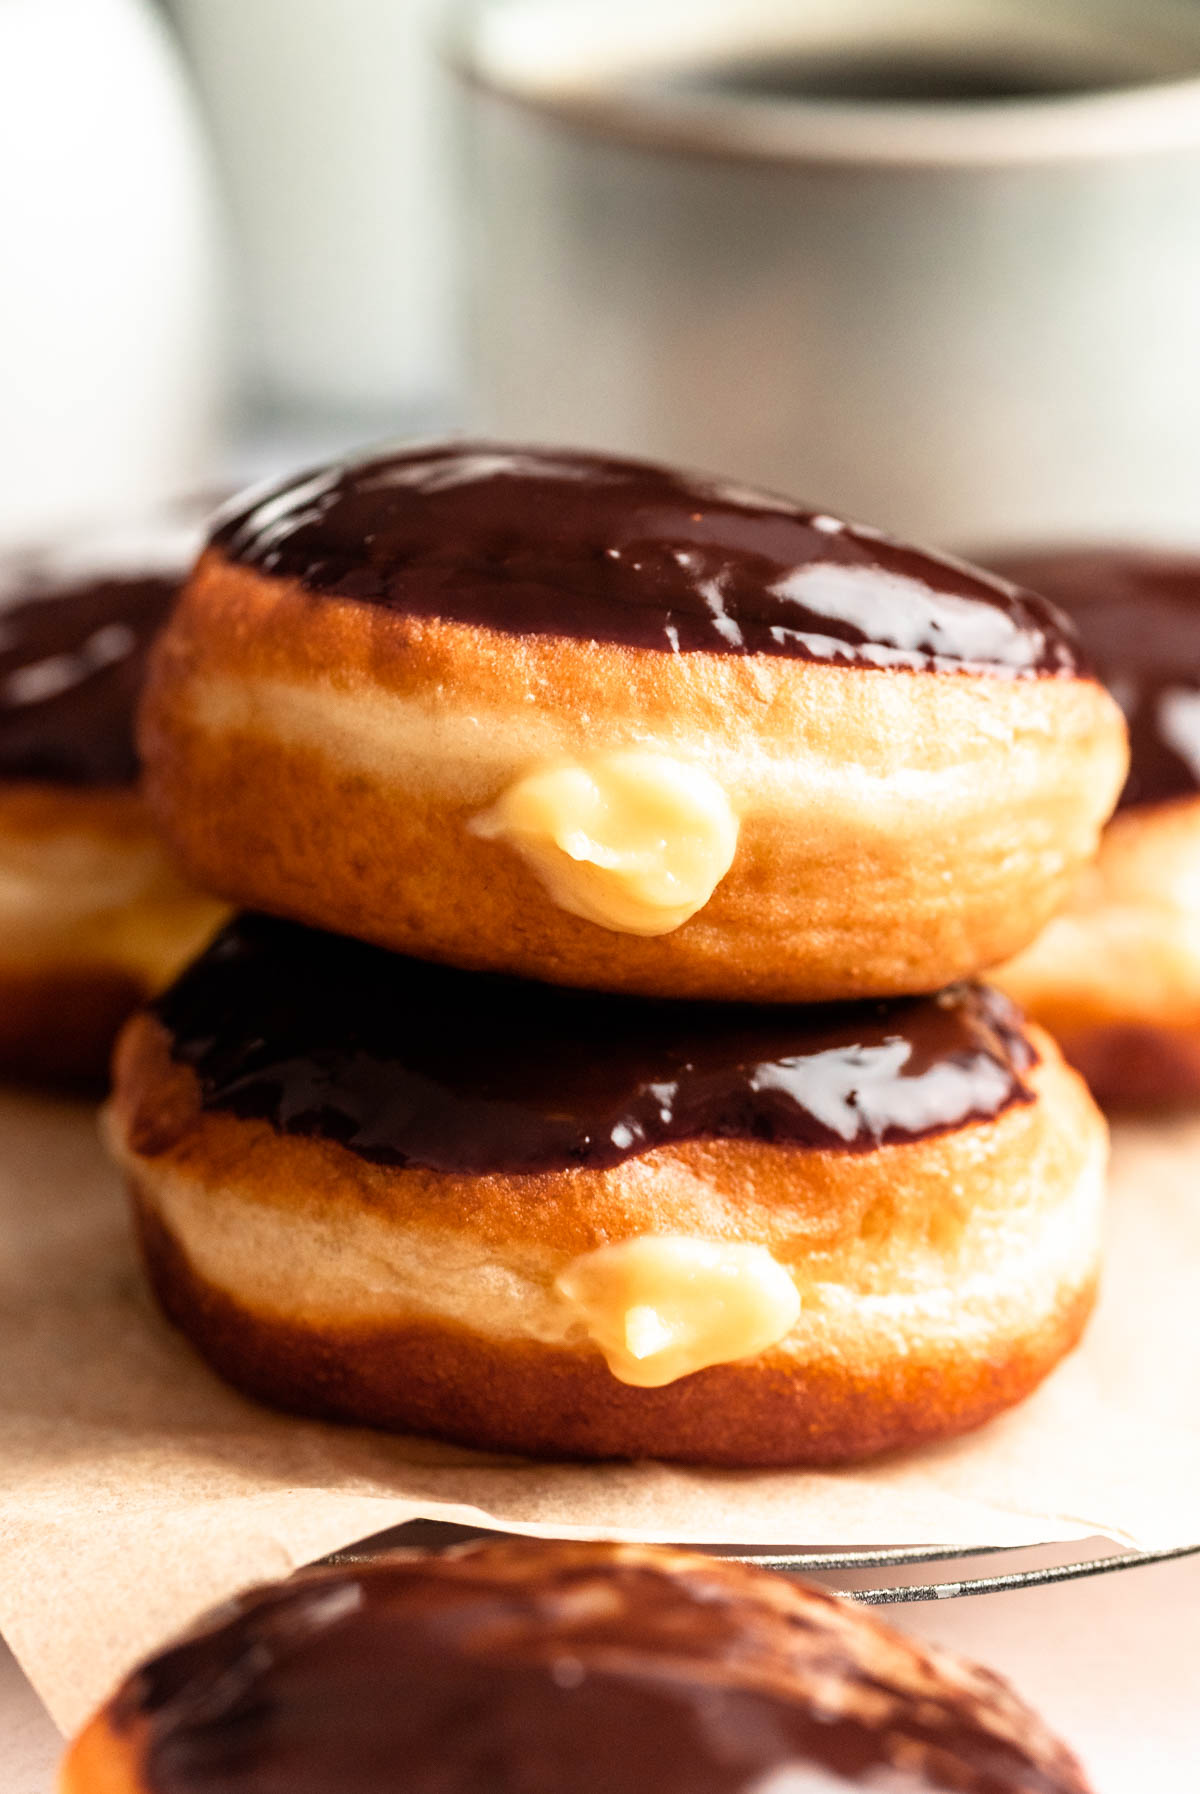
[986,548,1200,810]
[111,1542,1091,1794]
[213,443,1083,675]
[152,914,1035,1173]
[0,516,204,785]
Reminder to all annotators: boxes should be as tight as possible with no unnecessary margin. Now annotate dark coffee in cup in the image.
[647,47,1151,105]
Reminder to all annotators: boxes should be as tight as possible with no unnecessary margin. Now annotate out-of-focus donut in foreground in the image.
[991,548,1200,1104]
[0,512,226,1081]
[107,914,1106,1467]
[138,443,1128,1002]
[60,1538,1094,1794]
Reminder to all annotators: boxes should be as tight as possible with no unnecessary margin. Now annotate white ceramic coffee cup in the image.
[453,0,1200,547]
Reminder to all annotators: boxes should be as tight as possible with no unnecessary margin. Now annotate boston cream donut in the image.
[107,913,1106,1466]
[991,549,1200,1103]
[61,1539,1094,1794]
[138,444,1127,1002]
[0,521,226,1081]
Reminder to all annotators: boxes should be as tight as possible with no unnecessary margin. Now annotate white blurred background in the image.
[4,0,1200,547]
[163,0,459,425]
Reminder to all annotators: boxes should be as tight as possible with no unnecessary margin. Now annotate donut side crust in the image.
[999,795,1200,1102]
[110,1016,1106,1466]
[0,782,225,1082]
[129,1192,1097,1463]
[137,550,1129,1002]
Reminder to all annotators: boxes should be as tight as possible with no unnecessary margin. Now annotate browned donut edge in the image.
[127,1174,1097,1469]
[1055,1020,1200,1109]
[994,796,1200,1105]
[0,963,144,1087]
[59,1716,141,1794]
[0,784,149,1084]
[0,780,226,1085]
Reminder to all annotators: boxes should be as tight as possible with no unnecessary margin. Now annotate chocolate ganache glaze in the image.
[986,547,1200,810]
[212,444,1083,674]
[110,1544,1090,1794]
[0,515,205,785]
[152,914,1036,1174]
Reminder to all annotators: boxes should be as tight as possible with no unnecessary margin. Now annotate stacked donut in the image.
[0,508,227,1081]
[106,442,1129,1465]
[988,548,1200,1106]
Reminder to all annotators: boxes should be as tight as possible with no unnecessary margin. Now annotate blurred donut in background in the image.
[0,505,226,1083]
[989,549,1200,1103]
[59,1538,1095,1794]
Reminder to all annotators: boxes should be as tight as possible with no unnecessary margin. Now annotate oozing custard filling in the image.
[555,1236,800,1386]
[470,751,739,935]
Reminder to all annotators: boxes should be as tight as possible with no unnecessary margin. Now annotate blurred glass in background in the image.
[0,0,226,549]
[163,0,459,436]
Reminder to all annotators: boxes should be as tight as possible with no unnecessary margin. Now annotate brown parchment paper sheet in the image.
[0,1087,1197,1735]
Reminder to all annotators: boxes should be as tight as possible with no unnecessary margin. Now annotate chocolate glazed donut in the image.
[60,1540,1094,1794]
[990,548,1200,1103]
[0,523,226,1081]
[137,444,1128,1002]
[106,915,1107,1466]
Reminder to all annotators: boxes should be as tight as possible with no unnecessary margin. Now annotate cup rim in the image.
[446,10,1200,168]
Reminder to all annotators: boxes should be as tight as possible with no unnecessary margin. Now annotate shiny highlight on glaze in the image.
[151,914,1037,1174]
[213,444,1083,675]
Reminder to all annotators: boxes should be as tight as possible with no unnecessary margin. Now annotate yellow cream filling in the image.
[555,1235,800,1387]
[470,750,738,935]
